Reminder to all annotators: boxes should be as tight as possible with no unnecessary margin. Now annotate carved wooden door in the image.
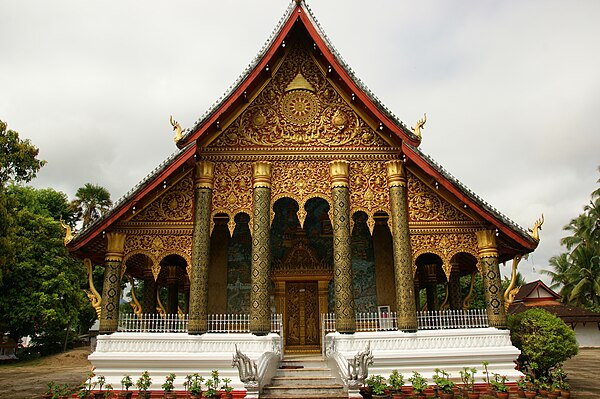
[285,281,320,352]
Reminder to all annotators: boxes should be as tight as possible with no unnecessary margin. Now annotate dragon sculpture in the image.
[170,115,184,144]
[462,272,476,310]
[83,258,102,318]
[411,113,426,141]
[529,214,544,241]
[126,275,143,317]
[503,255,523,310]
[59,217,74,246]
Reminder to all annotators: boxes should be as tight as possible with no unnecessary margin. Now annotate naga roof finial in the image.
[411,113,426,141]
[170,115,183,144]
[529,214,544,241]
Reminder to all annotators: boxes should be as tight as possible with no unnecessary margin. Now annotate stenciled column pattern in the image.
[449,262,462,310]
[329,160,356,333]
[386,160,418,331]
[188,160,215,334]
[141,264,157,315]
[100,232,126,334]
[250,161,272,335]
[476,230,507,328]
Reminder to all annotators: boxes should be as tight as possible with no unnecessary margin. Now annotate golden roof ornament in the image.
[504,254,523,310]
[84,258,102,318]
[170,115,184,144]
[60,217,74,246]
[411,113,426,141]
[285,72,315,92]
[529,214,544,241]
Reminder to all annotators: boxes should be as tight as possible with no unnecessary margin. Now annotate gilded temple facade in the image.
[68,1,538,357]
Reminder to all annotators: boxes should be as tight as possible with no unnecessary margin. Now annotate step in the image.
[276,367,333,377]
[270,376,338,386]
[261,384,346,397]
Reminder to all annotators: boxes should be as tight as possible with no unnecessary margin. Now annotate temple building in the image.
[67,1,540,394]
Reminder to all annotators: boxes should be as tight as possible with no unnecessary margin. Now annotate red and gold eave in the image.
[67,2,539,261]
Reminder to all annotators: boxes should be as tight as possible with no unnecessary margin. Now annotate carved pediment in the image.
[209,42,390,150]
[407,172,472,223]
[131,172,194,223]
[272,233,332,277]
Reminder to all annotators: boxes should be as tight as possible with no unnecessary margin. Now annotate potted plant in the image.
[538,377,550,397]
[162,373,177,399]
[524,377,538,399]
[408,371,427,399]
[433,369,455,399]
[186,374,204,399]
[52,383,70,399]
[459,367,479,399]
[221,378,233,399]
[94,376,106,399]
[388,370,404,399]
[119,375,133,399]
[516,376,528,398]
[481,361,492,396]
[78,371,97,399]
[490,374,509,399]
[203,370,221,399]
[104,384,114,399]
[136,371,152,399]
[43,381,56,399]
[366,375,389,399]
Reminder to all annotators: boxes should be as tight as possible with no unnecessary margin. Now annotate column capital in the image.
[105,232,126,262]
[195,160,215,189]
[329,160,350,188]
[476,230,499,258]
[252,161,272,188]
[385,160,407,188]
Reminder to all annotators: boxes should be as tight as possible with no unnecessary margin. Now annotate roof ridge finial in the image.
[295,0,303,6]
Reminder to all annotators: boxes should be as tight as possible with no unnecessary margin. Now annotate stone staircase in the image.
[261,354,347,399]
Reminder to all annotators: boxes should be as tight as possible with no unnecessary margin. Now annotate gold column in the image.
[250,161,272,335]
[100,232,126,334]
[449,262,462,310]
[166,265,179,315]
[476,230,507,328]
[385,160,418,331]
[423,263,438,311]
[141,263,157,314]
[329,160,356,333]
[189,160,215,334]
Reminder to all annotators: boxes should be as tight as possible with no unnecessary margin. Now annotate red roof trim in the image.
[402,142,537,251]
[179,4,419,148]
[69,144,197,251]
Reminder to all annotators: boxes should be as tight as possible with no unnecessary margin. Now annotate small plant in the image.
[52,383,70,399]
[365,374,387,395]
[432,368,455,394]
[203,370,221,398]
[459,367,477,393]
[162,373,176,392]
[136,371,152,392]
[490,374,509,393]
[97,376,106,393]
[516,376,528,391]
[482,361,490,387]
[388,370,404,393]
[221,377,233,393]
[186,374,204,397]
[104,384,114,399]
[78,371,97,399]
[408,371,428,394]
[120,375,133,391]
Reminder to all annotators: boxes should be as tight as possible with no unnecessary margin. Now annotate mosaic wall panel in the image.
[351,214,377,312]
[226,214,252,314]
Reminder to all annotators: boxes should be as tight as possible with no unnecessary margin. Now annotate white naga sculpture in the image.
[232,345,259,388]
[347,343,374,383]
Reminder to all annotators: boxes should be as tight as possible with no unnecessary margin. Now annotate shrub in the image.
[508,308,578,378]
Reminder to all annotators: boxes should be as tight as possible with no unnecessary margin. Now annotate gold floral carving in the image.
[211,161,253,235]
[410,232,479,277]
[124,234,192,279]
[271,160,332,226]
[209,43,388,149]
[134,173,194,222]
[407,172,470,222]
[349,161,390,234]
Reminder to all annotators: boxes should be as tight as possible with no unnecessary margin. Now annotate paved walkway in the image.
[563,347,600,398]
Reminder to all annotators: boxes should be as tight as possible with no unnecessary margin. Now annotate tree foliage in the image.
[0,186,95,354]
[71,183,112,227]
[543,168,600,309]
[509,308,578,379]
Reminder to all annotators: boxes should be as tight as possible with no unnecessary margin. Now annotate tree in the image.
[0,186,94,354]
[508,308,578,379]
[0,121,45,286]
[543,168,600,310]
[71,183,113,227]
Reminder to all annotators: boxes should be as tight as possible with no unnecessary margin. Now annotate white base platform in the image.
[89,332,282,390]
[326,328,522,383]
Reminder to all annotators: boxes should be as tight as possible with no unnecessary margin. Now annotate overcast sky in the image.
[2,1,599,284]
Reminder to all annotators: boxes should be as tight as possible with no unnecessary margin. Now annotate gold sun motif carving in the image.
[280,90,320,126]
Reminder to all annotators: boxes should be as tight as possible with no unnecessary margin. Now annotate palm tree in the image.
[72,183,112,226]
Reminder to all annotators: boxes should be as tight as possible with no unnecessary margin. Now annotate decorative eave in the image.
[176,1,420,150]
[66,143,197,254]
[403,142,539,252]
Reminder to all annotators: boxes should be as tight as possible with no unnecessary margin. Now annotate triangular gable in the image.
[514,280,561,302]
